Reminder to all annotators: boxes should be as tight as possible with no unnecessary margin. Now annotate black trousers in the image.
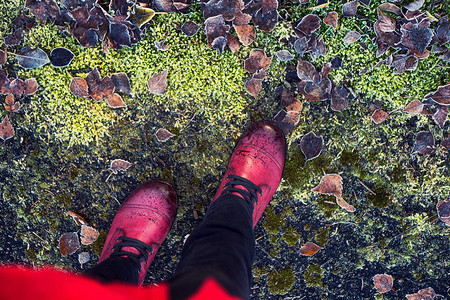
[85,194,256,299]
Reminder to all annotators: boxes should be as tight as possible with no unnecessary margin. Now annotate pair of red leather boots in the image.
[97,121,286,285]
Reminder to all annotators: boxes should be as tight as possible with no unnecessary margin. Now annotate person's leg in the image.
[169,121,286,299]
[85,180,177,285]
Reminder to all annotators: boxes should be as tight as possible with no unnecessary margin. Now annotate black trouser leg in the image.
[84,256,139,284]
[169,194,255,300]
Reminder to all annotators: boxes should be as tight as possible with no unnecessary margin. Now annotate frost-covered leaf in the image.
[0,50,6,65]
[300,131,324,161]
[378,3,401,14]
[400,22,433,56]
[312,174,343,199]
[300,78,332,101]
[24,78,38,96]
[106,93,126,108]
[9,79,26,98]
[403,99,424,114]
[155,128,175,142]
[244,49,271,75]
[80,225,99,245]
[413,131,436,156]
[298,242,323,256]
[227,34,240,52]
[296,59,320,83]
[50,47,74,67]
[343,31,361,43]
[70,77,89,98]
[148,69,168,95]
[336,197,355,212]
[90,76,115,101]
[245,77,262,98]
[275,87,302,112]
[342,0,357,17]
[323,11,338,29]
[273,110,300,136]
[110,159,133,174]
[234,24,256,46]
[436,199,450,226]
[3,93,20,113]
[427,83,450,106]
[371,109,389,124]
[373,274,393,294]
[203,0,243,21]
[275,50,293,61]
[246,0,278,33]
[127,5,155,28]
[406,287,436,300]
[376,10,396,33]
[403,0,424,11]
[0,116,14,142]
[293,37,308,56]
[205,15,230,47]
[211,36,228,53]
[331,85,349,112]
[17,48,50,69]
[59,232,80,256]
[111,73,132,95]
[109,22,131,48]
[434,18,449,45]
[68,211,88,226]
[181,21,200,37]
[78,252,90,267]
[296,14,321,36]
[432,105,448,129]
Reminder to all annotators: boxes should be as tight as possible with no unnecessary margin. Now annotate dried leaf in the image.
[0,116,14,142]
[109,22,132,48]
[434,18,450,45]
[276,87,302,111]
[181,21,200,37]
[227,34,240,52]
[111,73,132,95]
[24,78,38,96]
[127,6,155,28]
[427,83,449,106]
[413,131,436,156]
[244,49,271,75]
[155,128,175,142]
[106,93,126,108]
[70,77,89,98]
[211,36,228,53]
[343,30,361,43]
[336,197,355,212]
[204,15,230,47]
[0,50,6,65]
[203,0,243,21]
[80,225,99,245]
[323,11,338,29]
[293,37,308,56]
[148,69,168,95]
[59,232,80,256]
[273,110,300,136]
[404,0,424,11]
[300,78,332,101]
[17,48,50,69]
[9,79,26,98]
[110,159,133,174]
[5,93,14,105]
[403,99,424,114]
[432,105,448,129]
[90,76,115,101]
[275,50,294,61]
[296,14,321,36]
[50,47,75,67]
[376,10,396,33]
[300,131,324,161]
[78,252,91,267]
[312,174,343,200]
[245,77,262,98]
[330,56,342,69]
[342,0,357,17]
[371,109,389,124]
[296,59,320,83]
[248,0,278,33]
[373,274,393,294]
[331,85,349,112]
[378,3,401,15]
[436,199,450,226]
[400,22,433,56]
[234,24,256,46]
[298,242,323,256]
[406,287,436,300]
[67,211,88,226]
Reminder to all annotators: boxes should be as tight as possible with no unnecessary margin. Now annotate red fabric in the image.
[0,265,241,300]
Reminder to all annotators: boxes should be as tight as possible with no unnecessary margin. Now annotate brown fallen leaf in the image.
[403,99,424,114]
[300,131,325,161]
[336,197,356,212]
[245,77,262,98]
[78,252,91,268]
[110,159,133,174]
[24,78,38,96]
[312,174,343,199]
[0,115,14,142]
[155,128,175,142]
[373,274,393,294]
[59,232,80,256]
[80,225,99,245]
[67,211,88,226]
[406,287,436,300]
[70,77,90,98]
[343,31,361,43]
[234,24,256,46]
[413,131,436,156]
[106,93,126,108]
[436,199,450,226]
[148,69,168,95]
[273,110,300,136]
[298,242,323,256]
[323,11,338,29]
[371,109,389,124]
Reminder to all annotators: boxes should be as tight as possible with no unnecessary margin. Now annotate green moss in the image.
[284,226,301,246]
[25,248,37,261]
[388,164,406,183]
[54,194,72,206]
[91,230,107,257]
[263,206,283,235]
[316,195,338,219]
[303,263,325,288]
[314,227,330,247]
[340,150,360,167]
[368,186,392,208]
[267,268,295,295]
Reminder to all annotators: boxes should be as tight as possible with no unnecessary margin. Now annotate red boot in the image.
[98,180,177,285]
[212,121,286,227]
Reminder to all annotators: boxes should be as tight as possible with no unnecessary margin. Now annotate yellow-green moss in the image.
[303,263,325,288]
[267,268,295,295]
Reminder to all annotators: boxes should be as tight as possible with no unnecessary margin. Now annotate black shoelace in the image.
[220,174,262,204]
[110,236,154,271]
